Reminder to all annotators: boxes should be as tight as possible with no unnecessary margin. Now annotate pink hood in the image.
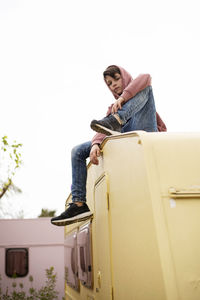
[105,66,152,102]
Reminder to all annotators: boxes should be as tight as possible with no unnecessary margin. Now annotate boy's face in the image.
[105,73,123,96]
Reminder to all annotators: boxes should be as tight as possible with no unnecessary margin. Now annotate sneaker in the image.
[51,203,93,226]
[90,114,122,136]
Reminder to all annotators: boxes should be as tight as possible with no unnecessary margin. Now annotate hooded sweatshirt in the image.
[92,66,167,146]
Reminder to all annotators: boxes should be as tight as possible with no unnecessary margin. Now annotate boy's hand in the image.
[90,144,100,165]
[111,97,125,114]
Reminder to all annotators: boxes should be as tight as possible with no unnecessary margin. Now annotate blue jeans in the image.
[71,86,157,203]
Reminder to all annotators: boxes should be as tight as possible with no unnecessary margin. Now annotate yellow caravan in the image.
[64,131,200,300]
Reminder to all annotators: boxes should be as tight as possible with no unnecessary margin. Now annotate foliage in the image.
[0,136,23,199]
[38,209,56,218]
[33,267,58,300]
[0,267,65,300]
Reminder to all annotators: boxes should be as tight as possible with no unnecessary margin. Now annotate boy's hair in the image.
[103,65,121,78]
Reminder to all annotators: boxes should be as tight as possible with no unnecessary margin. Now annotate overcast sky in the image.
[0,0,200,218]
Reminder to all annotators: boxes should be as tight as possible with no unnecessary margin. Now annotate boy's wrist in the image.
[118,96,125,104]
[92,143,100,148]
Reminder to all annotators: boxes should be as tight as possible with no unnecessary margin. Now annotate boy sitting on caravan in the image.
[51,65,166,227]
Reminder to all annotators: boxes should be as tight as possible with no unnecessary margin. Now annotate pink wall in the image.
[0,218,65,298]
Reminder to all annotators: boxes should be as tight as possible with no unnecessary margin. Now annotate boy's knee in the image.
[71,144,81,159]
[71,142,91,161]
[140,85,151,97]
[71,142,91,160]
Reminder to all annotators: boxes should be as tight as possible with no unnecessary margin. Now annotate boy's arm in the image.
[90,134,104,165]
[91,132,106,146]
[90,143,101,165]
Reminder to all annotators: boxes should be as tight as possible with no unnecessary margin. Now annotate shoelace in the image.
[60,203,74,216]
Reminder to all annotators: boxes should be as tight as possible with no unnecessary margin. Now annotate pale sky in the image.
[0,0,200,218]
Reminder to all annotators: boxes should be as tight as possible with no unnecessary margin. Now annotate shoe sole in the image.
[91,123,120,136]
[51,211,93,226]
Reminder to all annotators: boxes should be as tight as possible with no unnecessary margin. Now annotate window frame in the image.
[77,222,93,289]
[5,248,29,278]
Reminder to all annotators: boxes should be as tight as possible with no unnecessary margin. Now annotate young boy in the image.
[51,65,166,226]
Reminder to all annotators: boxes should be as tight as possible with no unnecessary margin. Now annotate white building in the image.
[0,218,65,298]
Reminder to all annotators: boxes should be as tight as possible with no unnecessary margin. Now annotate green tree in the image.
[38,209,56,218]
[0,267,64,300]
[0,136,22,199]
[0,136,23,218]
